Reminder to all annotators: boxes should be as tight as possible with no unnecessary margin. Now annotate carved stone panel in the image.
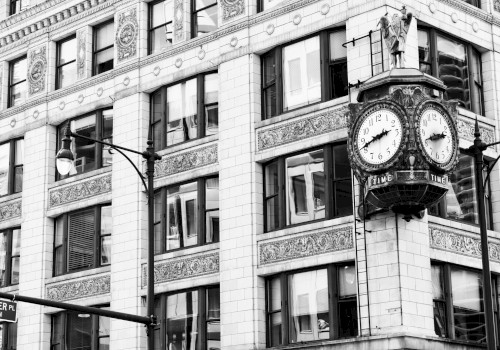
[174,0,184,41]
[221,0,245,22]
[47,275,111,301]
[49,173,112,208]
[143,252,219,286]
[259,226,353,265]
[28,45,47,96]
[456,116,495,146]
[154,144,218,178]
[494,0,500,12]
[257,104,349,151]
[429,225,500,262]
[76,28,87,79]
[0,199,21,222]
[116,7,138,62]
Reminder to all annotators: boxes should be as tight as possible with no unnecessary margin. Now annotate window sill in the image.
[0,284,19,294]
[0,192,22,205]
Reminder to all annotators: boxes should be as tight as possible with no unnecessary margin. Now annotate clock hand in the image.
[426,132,447,141]
[362,129,391,149]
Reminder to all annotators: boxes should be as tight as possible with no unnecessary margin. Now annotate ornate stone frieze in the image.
[456,117,495,146]
[49,173,112,208]
[76,28,86,79]
[221,0,245,22]
[116,7,138,62]
[259,226,353,265]
[257,105,349,151]
[28,46,47,96]
[0,199,21,222]
[429,225,500,262]
[174,0,184,41]
[46,275,110,301]
[154,144,217,178]
[143,252,219,286]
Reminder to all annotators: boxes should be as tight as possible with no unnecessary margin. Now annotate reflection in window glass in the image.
[10,229,20,285]
[166,291,199,350]
[204,73,219,136]
[100,206,112,266]
[0,144,10,197]
[432,265,447,337]
[329,30,348,99]
[207,287,220,350]
[283,37,321,111]
[417,30,432,75]
[286,150,324,225]
[265,161,279,231]
[9,57,27,107]
[268,277,282,347]
[71,115,97,175]
[167,182,198,250]
[149,0,173,54]
[205,178,219,243]
[0,233,7,286]
[167,79,198,146]
[446,154,478,224]
[193,0,217,37]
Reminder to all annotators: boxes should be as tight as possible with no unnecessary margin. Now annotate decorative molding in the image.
[495,0,500,12]
[257,104,349,151]
[429,225,500,262]
[0,199,21,222]
[220,0,245,22]
[46,275,110,301]
[116,7,138,62]
[456,116,495,145]
[76,28,86,79]
[259,226,353,265]
[174,0,184,41]
[437,0,491,22]
[49,173,112,208]
[143,252,219,286]
[154,144,218,178]
[27,45,47,96]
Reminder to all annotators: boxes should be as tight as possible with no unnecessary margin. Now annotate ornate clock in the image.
[350,101,408,172]
[415,101,458,172]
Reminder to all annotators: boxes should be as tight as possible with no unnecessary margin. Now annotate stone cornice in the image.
[437,0,491,22]
[46,274,110,301]
[0,0,67,30]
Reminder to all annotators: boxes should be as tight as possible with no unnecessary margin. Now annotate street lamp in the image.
[56,125,161,350]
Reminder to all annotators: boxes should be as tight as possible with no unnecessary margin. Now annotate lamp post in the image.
[56,126,161,350]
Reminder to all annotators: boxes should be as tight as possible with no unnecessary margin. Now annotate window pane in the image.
[11,229,20,257]
[437,35,470,110]
[7,322,17,349]
[154,191,163,254]
[338,299,357,337]
[99,337,109,350]
[14,139,23,166]
[329,30,347,61]
[166,291,198,350]
[0,143,10,196]
[71,115,97,175]
[166,182,198,250]
[451,268,485,342]
[55,218,65,276]
[100,207,112,265]
[338,265,356,297]
[11,58,26,85]
[264,85,277,118]
[195,0,216,9]
[283,36,321,111]
[207,287,220,350]
[334,144,351,179]
[418,30,431,63]
[194,5,218,36]
[95,22,114,50]
[0,233,7,286]
[205,178,219,243]
[10,81,27,107]
[268,276,282,346]
[331,60,348,99]
[59,37,77,65]
[471,49,483,114]
[167,79,197,146]
[269,277,281,312]
[266,196,279,232]
[151,24,173,54]
[95,47,114,74]
[286,150,325,225]
[10,256,19,285]
[446,154,478,224]
[102,110,113,168]
[263,54,275,86]
[288,269,329,343]
[99,307,110,337]
[51,313,64,345]
[67,312,92,350]
[335,180,353,217]
[205,73,219,136]
[152,91,164,150]
[57,61,77,89]
[151,0,172,27]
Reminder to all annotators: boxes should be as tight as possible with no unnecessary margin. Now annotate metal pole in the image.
[468,119,496,350]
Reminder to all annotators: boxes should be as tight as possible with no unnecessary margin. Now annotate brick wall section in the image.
[18,125,55,349]
[110,92,149,349]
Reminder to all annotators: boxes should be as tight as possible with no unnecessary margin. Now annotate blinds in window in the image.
[68,210,95,271]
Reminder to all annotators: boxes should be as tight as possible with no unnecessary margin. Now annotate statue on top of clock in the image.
[379,6,413,69]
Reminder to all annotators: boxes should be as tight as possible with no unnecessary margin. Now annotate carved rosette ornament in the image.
[221,0,245,22]
[28,46,47,95]
[76,28,86,79]
[116,7,138,62]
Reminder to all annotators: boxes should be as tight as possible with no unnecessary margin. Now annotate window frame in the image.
[150,72,218,150]
[56,35,77,90]
[418,27,484,115]
[8,56,27,108]
[191,0,218,38]
[148,0,173,54]
[263,143,352,232]
[53,204,111,276]
[154,176,219,254]
[261,28,347,119]
[9,0,28,15]
[0,321,17,350]
[153,285,220,350]
[92,20,114,76]
[265,263,357,346]
[0,227,21,288]
[0,138,23,197]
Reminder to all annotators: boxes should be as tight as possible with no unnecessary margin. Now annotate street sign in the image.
[0,300,16,322]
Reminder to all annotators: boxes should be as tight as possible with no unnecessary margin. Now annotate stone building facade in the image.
[0,0,499,349]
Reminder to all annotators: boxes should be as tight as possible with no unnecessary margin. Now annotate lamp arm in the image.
[107,146,149,193]
[69,130,145,157]
[483,153,500,190]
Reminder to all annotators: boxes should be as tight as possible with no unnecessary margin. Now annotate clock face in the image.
[355,108,403,165]
[418,107,454,165]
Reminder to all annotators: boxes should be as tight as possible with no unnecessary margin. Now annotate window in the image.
[154,177,219,254]
[262,29,347,119]
[8,56,27,108]
[151,73,218,149]
[56,109,113,179]
[153,286,220,350]
[54,205,112,276]
[149,0,173,54]
[266,264,357,346]
[51,307,109,350]
[0,139,23,197]
[0,322,17,350]
[9,0,29,15]
[93,20,114,75]
[56,35,77,89]
[192,0,217,37]
[429,152,492,228]
[418,28,483,114]
[264,143,352,232]
[0,228,20,287]
[432,263,488,343]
